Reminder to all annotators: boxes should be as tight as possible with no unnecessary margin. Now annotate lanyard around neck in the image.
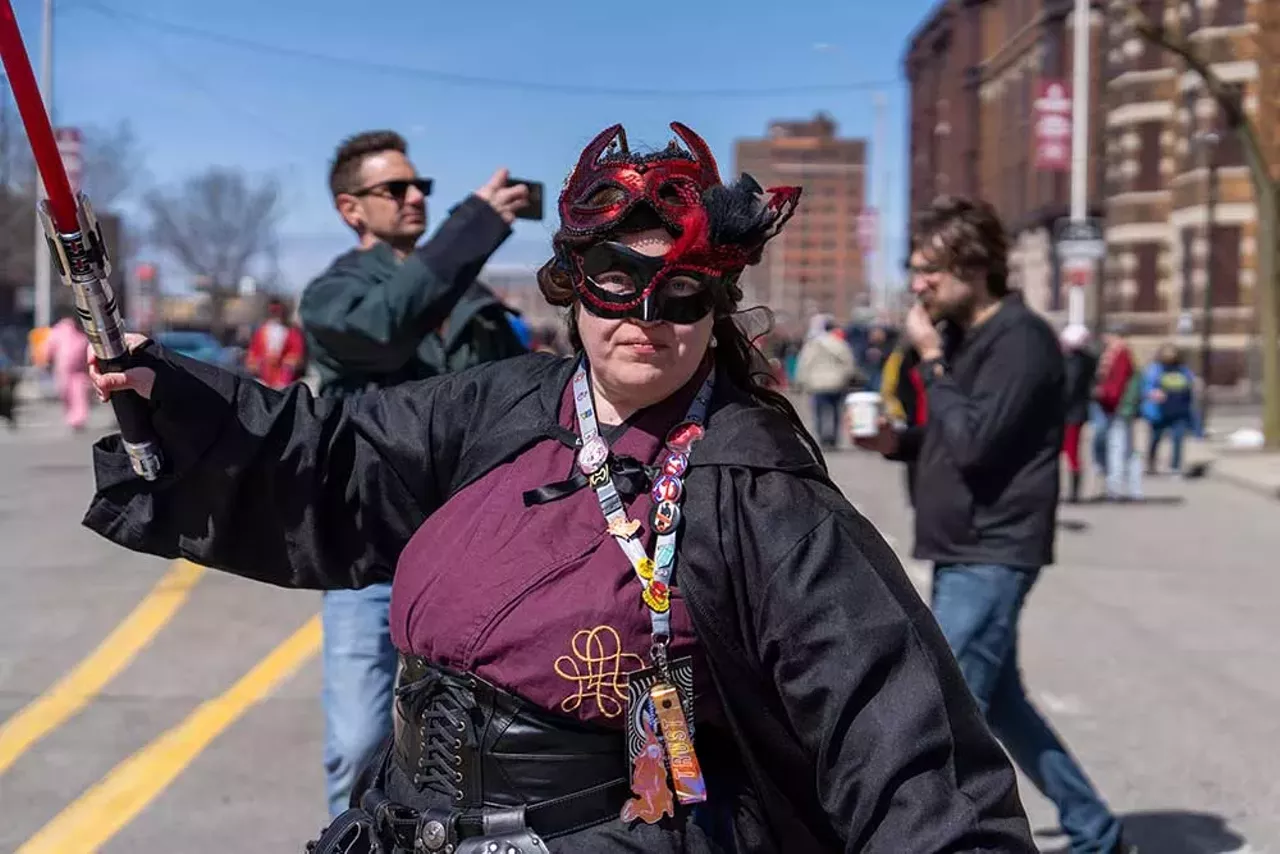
[571,360,714,648]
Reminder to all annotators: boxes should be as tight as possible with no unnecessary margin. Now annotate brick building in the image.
[733,114,869,331]
[905,0,1279,385]
[1101,0,1279,383]
[905,0,1106,318]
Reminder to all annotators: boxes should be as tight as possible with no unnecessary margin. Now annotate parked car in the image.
[153,330,238,370]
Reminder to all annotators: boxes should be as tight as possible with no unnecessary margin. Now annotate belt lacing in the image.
[395,670,478,799]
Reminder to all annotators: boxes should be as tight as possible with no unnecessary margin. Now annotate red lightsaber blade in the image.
[0,0,162,479]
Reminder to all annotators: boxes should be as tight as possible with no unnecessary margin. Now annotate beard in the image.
[928,285,983,326]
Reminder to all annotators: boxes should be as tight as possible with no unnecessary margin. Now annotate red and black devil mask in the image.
[538,122,801,324]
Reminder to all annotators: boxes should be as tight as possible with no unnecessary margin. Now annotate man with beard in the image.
[856,196,1133,854]
[300,130,530,818]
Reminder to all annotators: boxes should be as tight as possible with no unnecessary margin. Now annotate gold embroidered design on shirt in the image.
[554,625,646,718]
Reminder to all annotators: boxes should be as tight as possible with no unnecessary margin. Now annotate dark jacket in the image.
[892,296,1063,568]
[83,347,1034,853]
[299,195,526,399]
[1062,348,1098,426]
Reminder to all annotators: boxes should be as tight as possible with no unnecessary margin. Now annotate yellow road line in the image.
[17,613,322,854]
[0,559,206,777]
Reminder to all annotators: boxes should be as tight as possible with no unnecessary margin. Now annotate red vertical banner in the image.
[55,126,82,195]
[1034,80,1072,171]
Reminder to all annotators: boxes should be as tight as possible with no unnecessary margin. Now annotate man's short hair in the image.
[328,130,408,197]
[910,195,1010,297]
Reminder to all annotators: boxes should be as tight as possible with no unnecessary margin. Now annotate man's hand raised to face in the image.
[475,168,531,225]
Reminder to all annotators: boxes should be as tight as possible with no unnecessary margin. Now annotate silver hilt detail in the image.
[38,194,129,362]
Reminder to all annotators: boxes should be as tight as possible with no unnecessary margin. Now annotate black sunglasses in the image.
[350,177,433,201]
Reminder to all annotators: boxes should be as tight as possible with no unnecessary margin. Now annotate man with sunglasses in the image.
[299,129,530,819]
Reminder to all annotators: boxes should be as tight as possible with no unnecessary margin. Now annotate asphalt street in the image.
[0,399,1274,853]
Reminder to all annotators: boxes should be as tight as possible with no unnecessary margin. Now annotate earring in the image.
[709,335,718,349]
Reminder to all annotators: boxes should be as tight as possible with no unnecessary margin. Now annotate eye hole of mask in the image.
[664,275,706,297]
[658,182,683,203]
[588,271,639,296]
[581,186,626,208]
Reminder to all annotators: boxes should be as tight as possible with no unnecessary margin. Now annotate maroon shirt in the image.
[389,366,711,729]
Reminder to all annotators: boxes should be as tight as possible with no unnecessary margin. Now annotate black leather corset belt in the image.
[390,656,630,843]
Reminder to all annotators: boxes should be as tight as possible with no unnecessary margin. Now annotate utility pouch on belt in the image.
[306,794,548,854]
[304,807,387,854]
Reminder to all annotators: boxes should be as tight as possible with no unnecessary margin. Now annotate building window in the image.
[1181,87,1199,173]
[1134,243,1160,312]
[1181,226,1195,310]
[1215,0,1246,27]
[1209,225,1241,307]
[1137,121,1162,192]
[1185,0,1201,34]
[1140,0,1165,64]
[1213,129,1243,169]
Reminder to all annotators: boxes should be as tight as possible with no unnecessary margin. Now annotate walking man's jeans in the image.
[932,564,1122,854]
[811,391,843,448]
[322,583,398,817]
[1090,403,1142,499]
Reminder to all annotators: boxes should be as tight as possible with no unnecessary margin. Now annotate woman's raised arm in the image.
[83,337,473,590]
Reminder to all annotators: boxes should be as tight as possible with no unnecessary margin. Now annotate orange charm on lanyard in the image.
[651,682,707,804]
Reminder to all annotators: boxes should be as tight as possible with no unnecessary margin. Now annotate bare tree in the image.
[143,167,282,335]
[79,121,148,210]
[1113,0,1280,448]
[0,91,36,295]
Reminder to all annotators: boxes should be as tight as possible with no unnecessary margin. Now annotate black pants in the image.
[0,377,16,426]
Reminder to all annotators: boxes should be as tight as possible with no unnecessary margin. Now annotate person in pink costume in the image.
[45,313,91,431]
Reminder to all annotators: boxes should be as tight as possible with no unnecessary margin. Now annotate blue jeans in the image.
[321,583,398,817]
[1148,416,1190,472]
[932,564,1121,854]
[811,391,843,447]
[1090,404,1142,499]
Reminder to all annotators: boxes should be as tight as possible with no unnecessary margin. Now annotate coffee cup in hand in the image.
[845,391,883,439]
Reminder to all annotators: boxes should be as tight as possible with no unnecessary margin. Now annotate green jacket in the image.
[299,196,527,399]
[1116,371,1144,420]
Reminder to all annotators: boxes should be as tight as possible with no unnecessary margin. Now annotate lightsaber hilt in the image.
[39,193,164,481]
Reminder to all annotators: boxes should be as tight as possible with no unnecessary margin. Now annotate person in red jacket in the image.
[245,298,307,389]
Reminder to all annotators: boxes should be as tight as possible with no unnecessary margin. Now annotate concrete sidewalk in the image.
[1185,438,1280,501]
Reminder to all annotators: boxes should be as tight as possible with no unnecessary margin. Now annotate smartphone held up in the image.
[504,177,544,221]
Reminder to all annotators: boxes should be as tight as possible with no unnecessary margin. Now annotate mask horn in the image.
[670,122,722,188]
[569,124,627,184]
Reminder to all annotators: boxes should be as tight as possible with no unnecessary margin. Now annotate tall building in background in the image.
[734,114,868,333]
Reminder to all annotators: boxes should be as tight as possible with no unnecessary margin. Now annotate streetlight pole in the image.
[872,90,889,313]
[1067,0,1091,329]
[1200,129,1220,432]
[31,0,52,330]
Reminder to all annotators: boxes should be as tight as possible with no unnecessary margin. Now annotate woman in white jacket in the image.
[795,314,858,449]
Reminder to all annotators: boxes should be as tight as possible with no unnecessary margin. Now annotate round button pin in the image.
[651,474,683,504]
[577,435,609,474]
[651,499,682,535]
[663,452,689,477]
[665,420,705,452]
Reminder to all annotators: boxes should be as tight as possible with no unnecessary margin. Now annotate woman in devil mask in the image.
[83,123,1034,853]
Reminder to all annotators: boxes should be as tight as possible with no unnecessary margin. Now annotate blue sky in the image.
[14,0,937,292]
